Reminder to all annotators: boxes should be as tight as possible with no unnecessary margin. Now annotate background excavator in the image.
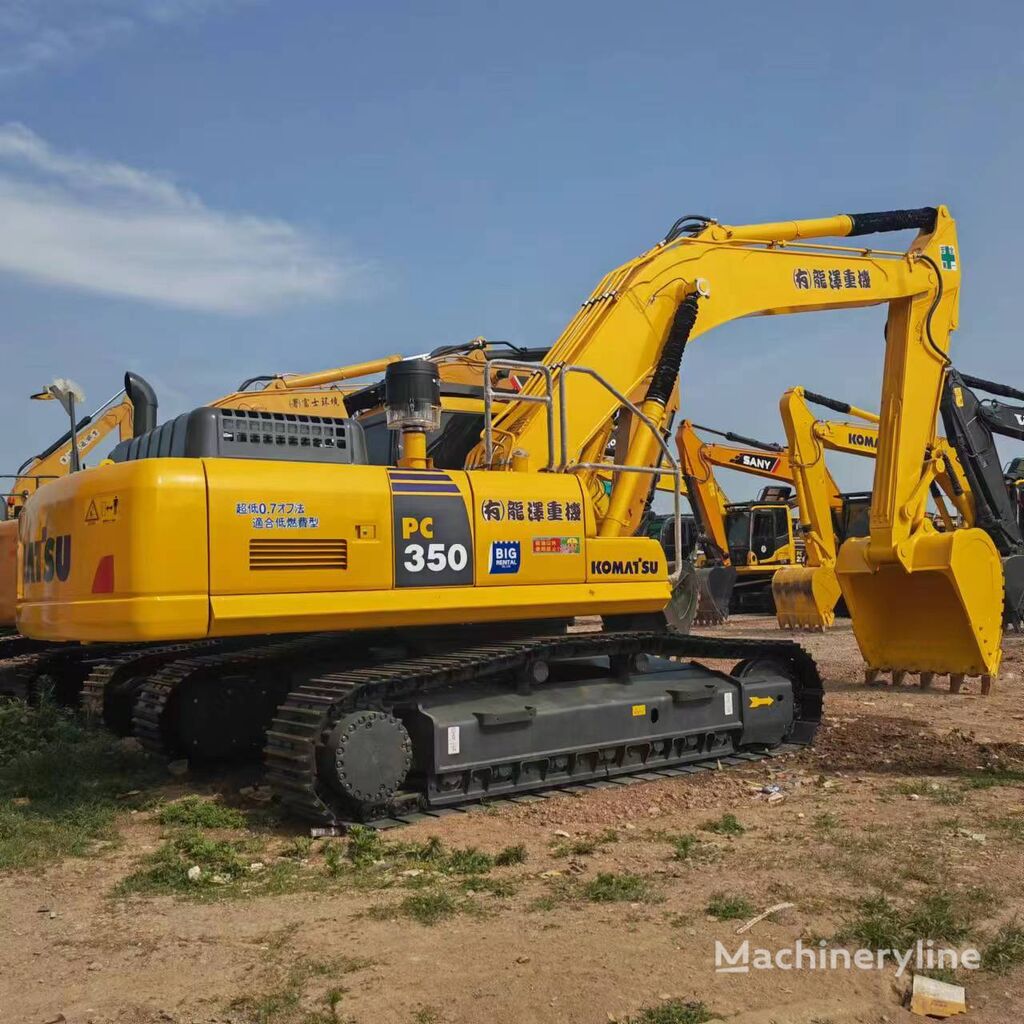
[16,205,995,825]
[774,386,989,654]
[675,420,805,623]
[0,374,156,653]
[939,369,1024,629]
[772,389,884,631]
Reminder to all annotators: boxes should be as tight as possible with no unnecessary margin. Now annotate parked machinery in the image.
[17,206,995,823]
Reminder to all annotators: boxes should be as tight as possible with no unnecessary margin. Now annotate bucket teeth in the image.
[862,667,994,695]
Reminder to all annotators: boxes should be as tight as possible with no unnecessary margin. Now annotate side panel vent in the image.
[249,538,348,571]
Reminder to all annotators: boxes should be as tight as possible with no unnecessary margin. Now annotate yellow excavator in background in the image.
[675,420,807,623]
[774,387,972,637]
[17,205,998,825]
[0,374,156,646]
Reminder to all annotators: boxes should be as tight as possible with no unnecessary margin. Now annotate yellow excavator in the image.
[0,342,548,709]
[0,375,156,650]
[674,420,805,623]
[17,205,998,825]
[774,388,973,640]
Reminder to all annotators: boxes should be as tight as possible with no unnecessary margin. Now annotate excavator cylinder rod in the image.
[958,373,1024,404]
[724,207,937,244]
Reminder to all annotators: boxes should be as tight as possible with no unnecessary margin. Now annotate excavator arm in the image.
[675,419,804,624]
[470,205,1001,678]
[775,387,883,629]
[940,369,1024,626]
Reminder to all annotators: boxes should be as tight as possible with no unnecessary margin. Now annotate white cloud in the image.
[0,123,357,314]
[0,1,252,77]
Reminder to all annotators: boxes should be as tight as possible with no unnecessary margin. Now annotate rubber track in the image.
[265,631,822,827]
[0,633,53,662]
[82,642,223,724]
[131,634,352,754]
[0,650,48,700]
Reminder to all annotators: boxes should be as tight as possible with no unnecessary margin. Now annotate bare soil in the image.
[3,617,1024,1024]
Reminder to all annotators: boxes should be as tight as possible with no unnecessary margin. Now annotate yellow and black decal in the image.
[388,469,473,588]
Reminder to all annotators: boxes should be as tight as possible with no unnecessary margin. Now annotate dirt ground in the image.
[3,617,1024,1024]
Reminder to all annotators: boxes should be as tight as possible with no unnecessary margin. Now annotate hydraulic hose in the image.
[645,294,700,407]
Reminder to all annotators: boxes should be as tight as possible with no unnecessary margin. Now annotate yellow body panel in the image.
[18,460,210,641]
[0,519,16,624]
[18,457,668,643]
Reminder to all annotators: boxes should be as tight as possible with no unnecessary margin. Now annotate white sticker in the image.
[447,725,460,755]
[724,692,734,717]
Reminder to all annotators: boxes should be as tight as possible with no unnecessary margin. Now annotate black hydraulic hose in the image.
[845,207,938,236]
[940,447,965,497]
[958,373,1024,404]
[914,254,951,368]
[235,375,278,391]
[645,294,701,407]
[662,215,714,244]
[802,390,853,416]
[691,423,783,452]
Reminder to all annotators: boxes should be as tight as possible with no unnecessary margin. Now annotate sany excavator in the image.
[17,206,996,826]
[675,420,804,623]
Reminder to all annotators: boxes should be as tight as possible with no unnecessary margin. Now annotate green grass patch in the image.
[551,828,618,858]
[705,892,753,921]
[369,889,464,926]
[619,999,715,1024]
[700,813,745,836]
[230,953,368,1023]
[0,697,162,871]
[813,812,842,832]
[664,832,718,863]
[891,780,965,805]
[582,872,657,904]
[837,888,990,949]
[494,843,527,866]
[156,795,247,830]
[988,814,1024,842]
[116,829,250,896]
[981,922,1024,974]
[961,768,1024,790]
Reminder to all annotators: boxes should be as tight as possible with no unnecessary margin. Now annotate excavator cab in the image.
[727,500,792,567]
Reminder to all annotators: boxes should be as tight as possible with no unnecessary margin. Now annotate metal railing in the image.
[482,360,685,585]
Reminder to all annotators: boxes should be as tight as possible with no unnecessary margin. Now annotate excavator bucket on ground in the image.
[771,564,841,631]
[693,566,736,625]
[837,528,1004,680]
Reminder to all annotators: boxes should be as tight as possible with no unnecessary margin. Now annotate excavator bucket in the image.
[837,528,1004,678]
[771,564,842,631]
[693,566,736,626]
[664,563,699,633]
[1001,554,1024,630]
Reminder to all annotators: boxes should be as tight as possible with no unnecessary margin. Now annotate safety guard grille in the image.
[249,537,348,571]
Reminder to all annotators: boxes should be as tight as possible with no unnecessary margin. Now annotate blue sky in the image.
[0,0,1021,499]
